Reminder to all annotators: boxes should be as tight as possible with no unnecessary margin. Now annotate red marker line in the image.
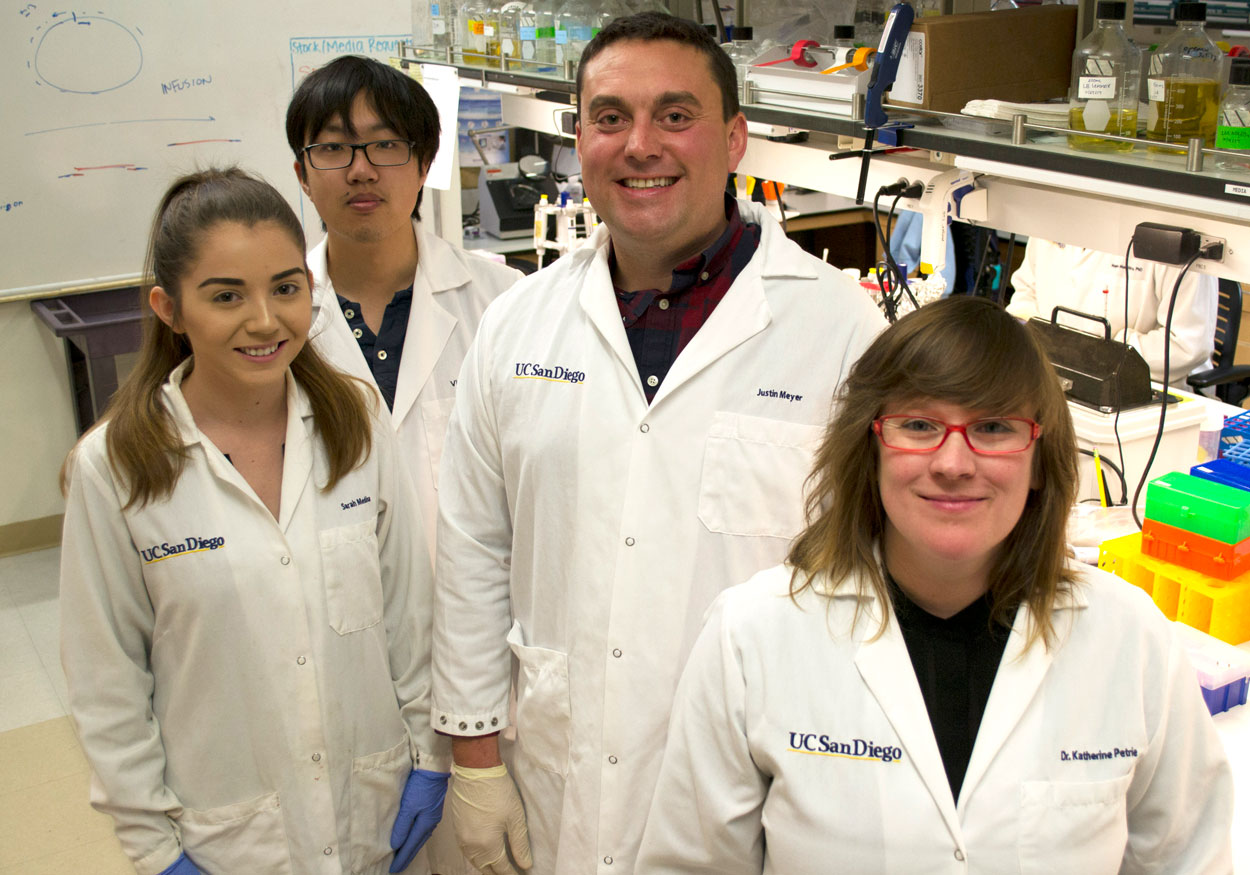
[167,138,242,146]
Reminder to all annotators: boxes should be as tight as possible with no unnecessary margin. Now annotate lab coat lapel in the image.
[958,592,1085,808]
[391,263,455,429]
[578,235,648,400]
[854,600,964,842]
[277,374,314,534]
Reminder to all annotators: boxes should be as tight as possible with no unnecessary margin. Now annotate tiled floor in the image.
[0,547,133,873]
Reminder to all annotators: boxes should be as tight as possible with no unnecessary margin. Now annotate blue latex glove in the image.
[158,854,202,875]
[389,768,450,873]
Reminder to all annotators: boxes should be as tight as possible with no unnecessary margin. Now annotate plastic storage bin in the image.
[1191,458,1250,491]
[1070,391,1206,504]
[1172,621,1250,715]
[1099,531,1250,644]
[1141,518,1250,580]
[1145,471,1250,544]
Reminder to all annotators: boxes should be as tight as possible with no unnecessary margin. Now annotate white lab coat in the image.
[431,198,887,874]
[1007,238,1218,387]
[60,362,449,875]
[308,219,522,555]
[637,563,1233,874]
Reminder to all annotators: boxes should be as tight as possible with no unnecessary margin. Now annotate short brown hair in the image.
[788,296,1079,648]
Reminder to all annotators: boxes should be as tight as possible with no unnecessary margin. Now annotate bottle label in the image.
[537,26,555,38]
[470,19,484,34]
[1077,76,1117,99]
[431,2,440,14]
[484,24,495,37]
[555,29,569,44]
[1217,125,1250,150]
[433,18,447,33]
[519,25,536,39]
[501,38,513,54]
[1148,78,1165,102]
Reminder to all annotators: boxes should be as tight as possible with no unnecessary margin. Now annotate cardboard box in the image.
[891,6,1077,115]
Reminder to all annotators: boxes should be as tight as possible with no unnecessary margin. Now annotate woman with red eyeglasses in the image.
[637,296,1232,874]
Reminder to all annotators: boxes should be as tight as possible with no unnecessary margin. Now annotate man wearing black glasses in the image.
[285,55,521,875]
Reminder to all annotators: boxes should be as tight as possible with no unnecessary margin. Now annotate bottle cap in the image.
[1173,2,1206,21]
[1232,56,1250,86]
[834,24,856,39]
[733,25,753,40]
[1095,1,1127,20]
[704,24,718,36]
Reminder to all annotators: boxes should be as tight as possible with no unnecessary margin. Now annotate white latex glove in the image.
[450,763,533,874]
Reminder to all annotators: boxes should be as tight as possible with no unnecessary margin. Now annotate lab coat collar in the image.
[162,359,315,532]
[576,197,812,406]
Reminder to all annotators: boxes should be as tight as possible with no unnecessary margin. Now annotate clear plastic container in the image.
[1067,0,1142,152]
[1145,1,1221,149]
[1216,57,1250,171]
[721,26,757,100]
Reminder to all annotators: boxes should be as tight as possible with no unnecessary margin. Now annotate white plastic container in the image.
[1068,389,1207,504]
[744,45,871,116]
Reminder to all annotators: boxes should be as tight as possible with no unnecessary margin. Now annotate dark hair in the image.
[577,12,740,122]
[787,296,1080,649]
[67,167,372,508]
[285,55,440,219]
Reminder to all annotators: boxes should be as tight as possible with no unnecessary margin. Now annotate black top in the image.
[1095,1,1127,20]
[337,285,414,411]
[888,575,1015,803]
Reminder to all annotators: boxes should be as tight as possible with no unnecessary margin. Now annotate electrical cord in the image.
[871,186,917,321]
[1128,248,1204,528]
[1078,447,1128,506]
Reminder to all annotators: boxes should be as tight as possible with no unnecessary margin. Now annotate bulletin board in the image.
[1,0,415,298]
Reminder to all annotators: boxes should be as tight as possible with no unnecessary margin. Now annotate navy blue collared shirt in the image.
[338,286,413,411]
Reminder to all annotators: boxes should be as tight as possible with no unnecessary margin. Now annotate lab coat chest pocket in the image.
[507,621,572,776]
[320,518,383,635]
[698,412,825,539]
[1017,773,1132,873]
[421,396,458,491]
[174,790,293,874]
[349,736,412,869]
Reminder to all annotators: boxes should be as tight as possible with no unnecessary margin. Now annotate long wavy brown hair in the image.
[788,296,1080,649]
[63,167,372,508]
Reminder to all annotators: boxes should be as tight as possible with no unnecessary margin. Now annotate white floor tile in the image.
[0,608,43,679]
[0,548,60,608]
[19,598,60,669]
[0,669,64,732]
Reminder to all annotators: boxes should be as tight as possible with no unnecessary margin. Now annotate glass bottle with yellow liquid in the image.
[1068,0,1142,152]
[1145,2,1220,150]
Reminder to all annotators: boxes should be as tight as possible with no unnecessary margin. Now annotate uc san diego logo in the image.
[140,536,226,564]
[513,362,586,384]
[787,731,904,764]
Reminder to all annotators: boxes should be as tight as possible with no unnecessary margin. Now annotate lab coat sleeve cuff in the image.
[132,835,184,875]
[430,704,510,738]
[412,733,453,773]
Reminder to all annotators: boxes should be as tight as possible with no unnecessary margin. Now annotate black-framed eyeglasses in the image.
[301,139,416,170]
[872,415,1042,455]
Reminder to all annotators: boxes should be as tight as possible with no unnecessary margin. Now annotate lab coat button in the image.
[459,721,468,730]
[699,271,709,281]
[475,721,484,730]
[378,350,388,361]
[954,849,965,862]
[296,656,306,665]
[280,556,291,566]
[657,298,670,310]
[612,649,622,658]
[608,755,618,764]
[491,718,499,726]
[604,857,613,865]
[344,309,355,319]
[440,716,448,725]
[311,752,321,762]
[625,537,635,546]
[324,847,333,856]
[646,375,659,387]
[639,423,649,433]
[353,328,363,339]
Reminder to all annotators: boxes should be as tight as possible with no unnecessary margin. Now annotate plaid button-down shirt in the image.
[614,197,761,403]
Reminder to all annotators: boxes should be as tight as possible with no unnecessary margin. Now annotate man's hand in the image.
[449,763,533,874]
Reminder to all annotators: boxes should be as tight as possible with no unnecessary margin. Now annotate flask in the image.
[721,26,757,98]
[499,0,524,64]
[1067,0,1142,152]
[480,0,504,67]
[460,0,486,65]
[430,0,458,52]
[1145,2,1221,149]
[532,0,558,69]
[554,0,595,66]
[1216,57,1250,171]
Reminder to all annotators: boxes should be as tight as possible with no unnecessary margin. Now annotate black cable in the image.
[871,187,916,321]
[1129,249,1202,529]
[1112,236,1134,508]
[1078,447,1128,506]
[887,193,920,311]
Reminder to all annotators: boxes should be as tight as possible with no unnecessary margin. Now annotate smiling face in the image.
[295,90,428,247]
[575,38,747,270]
[878,398,1037,591]
[151,221,312,396]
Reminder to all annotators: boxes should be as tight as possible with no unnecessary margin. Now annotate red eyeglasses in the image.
[873,415,1042,455]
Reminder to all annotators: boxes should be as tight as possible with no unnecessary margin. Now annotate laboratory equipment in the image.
[1146,2,1220,149]
[1067,0,1142,152]
[1027,307,1154,411]
[1216,57,1250,170]
[478,157,559,239]
[903,168,979,278]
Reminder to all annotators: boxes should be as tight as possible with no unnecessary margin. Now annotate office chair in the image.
[1187,279,1250,406]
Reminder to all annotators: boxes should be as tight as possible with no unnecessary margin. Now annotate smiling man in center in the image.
[431,13,886,874]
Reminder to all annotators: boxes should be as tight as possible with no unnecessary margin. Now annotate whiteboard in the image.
[1,1,414,298]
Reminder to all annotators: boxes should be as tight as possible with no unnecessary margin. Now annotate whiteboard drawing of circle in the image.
[35,17,142,94]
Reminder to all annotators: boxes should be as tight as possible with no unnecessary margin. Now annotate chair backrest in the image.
[1213,279,1243,370]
